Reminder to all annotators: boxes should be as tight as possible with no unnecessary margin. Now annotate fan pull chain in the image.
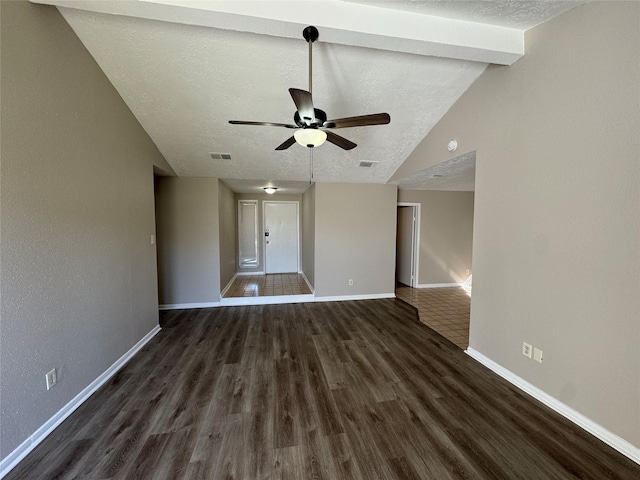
[309,149,314,184]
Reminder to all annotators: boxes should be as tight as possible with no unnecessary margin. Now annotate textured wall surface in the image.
[392,2,640,448]
[0,0,173,459]
[155,178,221,305]
[314,183,397,297]
[398,190,474,285]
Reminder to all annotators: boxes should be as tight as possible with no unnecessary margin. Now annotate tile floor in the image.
[395,285,471,349]
[224,273,312,298]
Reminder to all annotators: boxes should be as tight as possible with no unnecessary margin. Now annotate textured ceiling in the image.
[391,151,476,191]
[39,0,585,193]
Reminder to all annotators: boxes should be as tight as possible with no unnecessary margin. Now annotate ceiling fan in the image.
[229,26,390,151]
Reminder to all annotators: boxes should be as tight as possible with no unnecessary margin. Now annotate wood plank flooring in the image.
[6,299,639,479]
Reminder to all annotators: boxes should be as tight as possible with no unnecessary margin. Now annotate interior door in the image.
[396,206,416,287]
[264,202,299,274]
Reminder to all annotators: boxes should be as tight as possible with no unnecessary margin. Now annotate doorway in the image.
[264,201,300,274]
[396,203,420,287]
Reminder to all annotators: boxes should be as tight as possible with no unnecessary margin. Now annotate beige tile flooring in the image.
[395,285,471,349]
[224,273,312,298]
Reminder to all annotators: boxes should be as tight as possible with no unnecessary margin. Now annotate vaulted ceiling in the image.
[34,0,585,193]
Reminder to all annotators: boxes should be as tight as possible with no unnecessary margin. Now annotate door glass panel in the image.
[238,200,258,268]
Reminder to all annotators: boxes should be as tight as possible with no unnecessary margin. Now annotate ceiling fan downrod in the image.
[303,26,319,95]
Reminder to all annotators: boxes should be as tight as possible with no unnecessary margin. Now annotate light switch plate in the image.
[534,348,543,363]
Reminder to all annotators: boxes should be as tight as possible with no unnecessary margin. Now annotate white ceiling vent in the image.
[359,161,378,168]
[210,152,232,160]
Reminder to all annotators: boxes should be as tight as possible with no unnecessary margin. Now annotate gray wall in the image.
[235,193,303,274]
[155,178,221,306]
[218,180,237,290]
[314,183,397,297]
[398,190,474,285]
[0,0,174,459]
[301,184,316,288]
[392,2,639,448]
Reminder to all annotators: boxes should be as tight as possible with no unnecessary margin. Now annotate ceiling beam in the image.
[32,0,524,65]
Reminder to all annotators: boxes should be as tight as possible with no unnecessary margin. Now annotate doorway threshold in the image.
[220,293,315,306]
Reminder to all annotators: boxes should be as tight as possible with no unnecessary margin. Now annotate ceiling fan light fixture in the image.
[294,128,327,148]
[263,187,277,194]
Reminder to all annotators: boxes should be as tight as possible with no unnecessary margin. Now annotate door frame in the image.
[397,202,421,288]
[263,200,301,274]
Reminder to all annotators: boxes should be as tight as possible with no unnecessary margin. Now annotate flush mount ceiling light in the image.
[263,187,277,194]
[294,128,327,148]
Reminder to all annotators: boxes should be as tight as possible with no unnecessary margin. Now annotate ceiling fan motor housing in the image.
[294,108,327,128]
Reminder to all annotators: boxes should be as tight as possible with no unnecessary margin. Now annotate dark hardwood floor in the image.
[7,299,639,479]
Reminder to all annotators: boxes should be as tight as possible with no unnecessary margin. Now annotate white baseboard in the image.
[314,293,395,302]
[300,271,314,293]
[416,283,462,289]
[236,271,264,276]
[465,347,640,465]
[220,274,237,298]
[159,301,221,310]
[0,326,162,479]
[221,294,315,306]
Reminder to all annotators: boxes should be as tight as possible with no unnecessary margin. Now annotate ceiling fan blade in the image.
[289,88,315,125]
[275,136,297,151]
[229,120,297,128]
[325,131,357,150]
[323,113,390,129]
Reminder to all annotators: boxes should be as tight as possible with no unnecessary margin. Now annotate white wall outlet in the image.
[534,348,544,363]
[522,342,532,358]
[348,279,354,286]
[465,268,470,276]
[150,234,156,245]
[46,368,57,390]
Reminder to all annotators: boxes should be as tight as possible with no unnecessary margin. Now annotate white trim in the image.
[300,271,314,293]
[0,326,161,479]
[221,294,315,306]
[397,202,420,288]
[314,293,395,302]
[465,347,640,465]
[159,301,221,310]
[220,274,237,297]
[416,282,462,289]
[238,199,259,270]
[235,271,265,276]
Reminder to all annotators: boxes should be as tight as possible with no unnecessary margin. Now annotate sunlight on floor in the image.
[395,285,470,349]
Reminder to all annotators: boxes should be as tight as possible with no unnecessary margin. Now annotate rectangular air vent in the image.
[210,152,232,160]
[359,161,378,168]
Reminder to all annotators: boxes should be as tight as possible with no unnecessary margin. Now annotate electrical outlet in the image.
[465,268,470,276]
[534,348,544,363]
[348,279,354,286]
[522,342,532,358]
[46,368,57,390]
